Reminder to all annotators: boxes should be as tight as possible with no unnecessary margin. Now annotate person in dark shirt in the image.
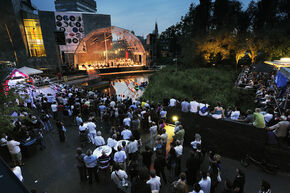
[154,149,167,184]
[233,168,245,193]
[142,145,153,170]
[75,147,86,182]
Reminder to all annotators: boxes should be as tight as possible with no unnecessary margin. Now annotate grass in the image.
[141,66,255,112]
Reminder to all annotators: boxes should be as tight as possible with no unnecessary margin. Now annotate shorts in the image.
[11,152,22,163]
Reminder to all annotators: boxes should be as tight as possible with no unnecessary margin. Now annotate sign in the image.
[54,12,85,53]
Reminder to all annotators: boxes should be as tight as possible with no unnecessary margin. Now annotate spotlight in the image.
[172,116,178,122]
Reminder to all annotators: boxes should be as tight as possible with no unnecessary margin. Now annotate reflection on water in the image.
[111,74,149,100]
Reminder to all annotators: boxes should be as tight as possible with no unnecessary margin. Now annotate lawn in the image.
[141,66,255,112]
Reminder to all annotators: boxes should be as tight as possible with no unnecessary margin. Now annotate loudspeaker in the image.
[54,31,66,45]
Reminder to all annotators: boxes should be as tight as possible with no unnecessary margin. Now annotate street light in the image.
[172,115,178,122]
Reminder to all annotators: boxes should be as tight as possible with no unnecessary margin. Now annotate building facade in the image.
[0,0,110,72]
[55,0,97,13]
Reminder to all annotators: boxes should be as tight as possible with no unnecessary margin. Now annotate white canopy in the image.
[17,66,43,76]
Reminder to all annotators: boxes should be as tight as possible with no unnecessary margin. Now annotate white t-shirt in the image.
[191,140,202,149]
[13,166,23,182]
[127,140,139,154]
[174,145,183,157]
[230,111,240,120]
[190,101,200,113]
[160,110,167,118]
[114,151,127,163]
[94,136,105,146]
[51,104,58,112]
[111,170,128,188]
[7,140,21,154]
[150,125,158,136]
[147,176,161,191]
[79,125,86,132]
[199,177,211,193]
[86,122,96,134]
[181,101,190,112]
[123,117,131,127]
[107,138,117,148]
[264,113,273,123]
[169,98,176,107]
[121,129,132,140]
[110,101,116,108]
[189,190,204,193]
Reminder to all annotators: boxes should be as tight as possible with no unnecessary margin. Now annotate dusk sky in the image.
[32,0,255,37]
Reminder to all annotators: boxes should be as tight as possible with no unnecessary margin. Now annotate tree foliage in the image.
[160,0,290,67]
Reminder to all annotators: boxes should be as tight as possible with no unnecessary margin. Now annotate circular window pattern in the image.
[63,15,69,21]
[75,22,81,27]
[76,33,81,38]
[56,15,62,21]
[69,32,75,37]
[56,21,62,27]
[63,21,68,27]
[69,22,74,27]
[77,16,82,21]
[59,27,66,32]
[79,27,84,32]
[66,38,72,44]
[69,16,76,21]
[72,27,78,33]
[72,38,79,43]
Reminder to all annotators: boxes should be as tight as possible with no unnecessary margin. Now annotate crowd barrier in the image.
[166,108,290,172]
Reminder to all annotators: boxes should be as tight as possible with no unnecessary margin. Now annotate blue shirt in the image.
[83,155,98,168]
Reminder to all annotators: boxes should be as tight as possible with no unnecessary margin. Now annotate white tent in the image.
[17,66,43,76]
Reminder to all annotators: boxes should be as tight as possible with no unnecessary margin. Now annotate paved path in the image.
[20,116,290,193]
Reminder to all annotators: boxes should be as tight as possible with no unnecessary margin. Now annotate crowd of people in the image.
[1,73,286,192]
[0,63,290,193]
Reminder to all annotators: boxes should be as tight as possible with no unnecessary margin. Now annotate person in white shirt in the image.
[181,99,190,112]
[51,102,58,119]
[114,146,127,164]
[12,166,23,182]
[190,99,200,113]
[123,116,131,127]
[94,131,105,147]
[127,137,139,160]
[110,100,116,108]
[146,170,161,192]
[160,129,168,146]
[264,109,274,125]
[174,140,183,176]
[230,107,240,120]
[107,134,117,148]
[79,122,87,133]
[169,98,177,107]
[199,102,209,116]
[149,122,158,147]
[111,164,128,191]
[199,171,211,193]
[191,133,202,150]
[121,126,132,140]
[189,183,204,193]
[7,137,23,166]
[86,121,97,144]
[160,109,167,119]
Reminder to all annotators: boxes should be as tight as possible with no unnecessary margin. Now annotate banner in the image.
[54,12,85,53]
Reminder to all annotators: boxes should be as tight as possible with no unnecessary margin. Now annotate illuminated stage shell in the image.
[74,26,146,70]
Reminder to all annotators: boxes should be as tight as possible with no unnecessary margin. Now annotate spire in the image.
[154,21,158,37]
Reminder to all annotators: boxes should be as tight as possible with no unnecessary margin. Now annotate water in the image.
[110,74,149,100]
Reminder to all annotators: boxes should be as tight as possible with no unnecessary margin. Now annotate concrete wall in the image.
[166,108,290,171]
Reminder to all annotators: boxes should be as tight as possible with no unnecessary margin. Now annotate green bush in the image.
[142,66,255,112]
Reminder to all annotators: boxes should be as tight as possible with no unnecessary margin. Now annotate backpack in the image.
[200,105,208,114]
